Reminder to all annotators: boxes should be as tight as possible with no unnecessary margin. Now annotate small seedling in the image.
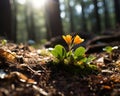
[1,39,7,45]
[103,46,118,59]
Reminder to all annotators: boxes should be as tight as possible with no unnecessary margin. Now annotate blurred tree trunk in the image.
[114,0,120,25]
[25,0,36,41]
[45,0,63,40]
[103,0,110,29]
[81,0,87,32]
[11,0,17,42]
[93,0,101,33]
[28,9,36,41]
[0,0,12,40]
[68,0,74,33]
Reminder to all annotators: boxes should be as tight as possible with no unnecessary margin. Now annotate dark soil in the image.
[0,41,120,96]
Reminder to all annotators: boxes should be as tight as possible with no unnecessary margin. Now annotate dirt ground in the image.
[0,39,120,96]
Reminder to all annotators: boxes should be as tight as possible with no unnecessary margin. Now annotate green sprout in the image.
[103,46,118,59]
[50,35,97,74]
[1,39,7,45]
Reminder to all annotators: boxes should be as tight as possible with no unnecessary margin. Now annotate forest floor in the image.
[0,37,120,96]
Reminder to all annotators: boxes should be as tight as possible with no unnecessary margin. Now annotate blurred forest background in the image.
[0,0,120,44]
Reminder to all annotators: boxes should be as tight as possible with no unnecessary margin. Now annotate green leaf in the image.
[1,39,7,45]
[80,57,87,63]
[51,45,66,60]
[74,47,86,57]
[103,46,113,53]
[86,55,96,64]
[88,64,97,70]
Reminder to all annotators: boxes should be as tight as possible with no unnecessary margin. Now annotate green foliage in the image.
[51,45,66,62]
[1,39,7,45]
[103,46,118,54]
[103,46,118,59]
[50,36,98,75]
[74,47,86,57]
[103,46,113,53]
[86,55,96,64]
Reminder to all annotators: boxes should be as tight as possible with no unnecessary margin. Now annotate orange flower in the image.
[62,35,72,45]
[73,35,84,45]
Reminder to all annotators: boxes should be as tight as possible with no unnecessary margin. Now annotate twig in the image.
[32,85,48,96]
[20,64,41,76]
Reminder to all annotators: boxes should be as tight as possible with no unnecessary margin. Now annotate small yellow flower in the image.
[73,35,84,45]
[62,35,72,45]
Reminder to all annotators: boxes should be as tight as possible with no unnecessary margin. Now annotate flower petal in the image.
[73,35,84,45]
[62,35,72,45]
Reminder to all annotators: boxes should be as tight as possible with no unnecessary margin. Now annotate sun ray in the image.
[32,0,47,9]
[17,0,26,5]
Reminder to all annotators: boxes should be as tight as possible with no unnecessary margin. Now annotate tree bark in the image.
[11,0,17,42]
[45,0,63,39]
[93,0,101,33]
[81,0,87,32]
[114,0,120,25]
[103,0,110,29]
[24,1,36,41]
[0,0,12,40]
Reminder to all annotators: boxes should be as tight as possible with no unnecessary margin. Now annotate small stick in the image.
[20,64,41,76]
